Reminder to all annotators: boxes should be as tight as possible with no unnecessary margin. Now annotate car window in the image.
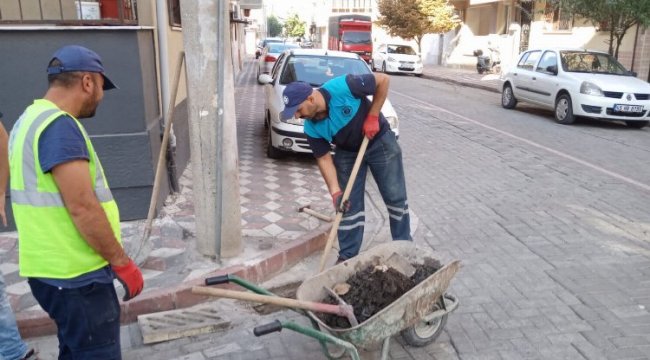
[387,45,416,55]
[517,52,530,68]
[560,51,629,75]
[520,51,541,71]
[279,55,371,86]
[268,43,300,53]
[536,51,558,74]
[271,53,285,79]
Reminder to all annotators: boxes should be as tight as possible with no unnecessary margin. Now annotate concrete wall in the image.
[0,28,165,228]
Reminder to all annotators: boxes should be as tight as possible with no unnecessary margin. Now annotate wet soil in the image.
[320,257,442,328]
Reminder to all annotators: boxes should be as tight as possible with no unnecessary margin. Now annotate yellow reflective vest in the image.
[9,99,121,278]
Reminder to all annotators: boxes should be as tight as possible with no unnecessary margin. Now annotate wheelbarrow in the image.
[193,241,460,360]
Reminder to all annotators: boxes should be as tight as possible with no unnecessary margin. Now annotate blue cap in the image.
[280,81,313,120]
[47,45,117,90]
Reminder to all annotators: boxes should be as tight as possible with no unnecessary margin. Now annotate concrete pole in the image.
[180,0,242,258]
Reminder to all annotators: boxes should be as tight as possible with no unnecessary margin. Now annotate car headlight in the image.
[387,56,397,62]
[385,115,398,129]
[285,117,305,126]
[580,82,604,96]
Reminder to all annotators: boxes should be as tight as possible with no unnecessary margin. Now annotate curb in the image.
[421,73,500,94]
[17,224,331,338]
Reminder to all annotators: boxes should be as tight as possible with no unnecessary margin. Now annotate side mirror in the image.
[629,70,638,77]
[258,73,273,84]
[546,65,558,75]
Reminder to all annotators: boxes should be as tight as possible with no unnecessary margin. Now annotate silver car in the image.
[257,42,300,82]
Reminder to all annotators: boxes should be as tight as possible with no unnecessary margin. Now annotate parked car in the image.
[257,42,301,82]
[371,44,423,76]
[500,48,650,128]
[258,49,400,158]
[255,37,284,59]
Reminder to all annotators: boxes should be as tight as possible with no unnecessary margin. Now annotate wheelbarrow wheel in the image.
[400,314,447,347]
[400,297,447,347]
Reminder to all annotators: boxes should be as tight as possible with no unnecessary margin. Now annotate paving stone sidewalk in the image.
[421,65,501,93]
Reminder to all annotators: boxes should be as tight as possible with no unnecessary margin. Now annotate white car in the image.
[371,44,423,76]
[258,49,400,159]
[501,48,650,128]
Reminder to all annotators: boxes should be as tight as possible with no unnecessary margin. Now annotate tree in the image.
[376,0,459,54]
[284,13,306,38]
[551,0,650,58]
[267,15,283,38]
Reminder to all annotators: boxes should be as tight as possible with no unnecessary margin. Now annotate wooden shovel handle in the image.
[318,136,370,272]
[192,286,346,316]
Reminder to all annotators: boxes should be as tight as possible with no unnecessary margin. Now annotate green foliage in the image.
[284,13,306,38]
[376,0,459,53]
[267,15,283,38]
[552,0,650,58]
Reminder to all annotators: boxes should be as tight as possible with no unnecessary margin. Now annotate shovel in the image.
[318,136,370,272]
[192,286,358,325]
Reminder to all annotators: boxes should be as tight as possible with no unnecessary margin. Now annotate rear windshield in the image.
[280,55,371,86]
[387,45,416,55]
[342,31,372,44]
[268,43,300,53]
[560,51,629,75]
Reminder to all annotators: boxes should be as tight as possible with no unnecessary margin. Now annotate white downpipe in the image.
[155,0,176,145]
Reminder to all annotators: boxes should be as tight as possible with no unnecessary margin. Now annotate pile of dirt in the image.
[319,257,442,328]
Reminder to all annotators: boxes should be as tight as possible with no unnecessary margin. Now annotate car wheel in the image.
[264,110,269,129]
[257,67,264,85]
[382,61,388,74]
[625,120,649,129]
[370,59,376,72]
[414,73,423,77]
[554,94,575,125]
[501,84,517,109]
[266,126,283,159]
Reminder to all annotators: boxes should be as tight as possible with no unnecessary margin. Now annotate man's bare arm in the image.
[52,160,129,266]
[315,153,341,196]
[369,73,390,117]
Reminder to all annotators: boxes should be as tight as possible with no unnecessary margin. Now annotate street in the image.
[29,63,650,360]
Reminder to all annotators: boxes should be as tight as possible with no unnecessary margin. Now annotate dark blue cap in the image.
[47,45,117,90]
[280,81,313,120]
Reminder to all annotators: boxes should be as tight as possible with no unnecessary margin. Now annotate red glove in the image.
[331,190,350,213]
[112,259,144,301]
[362,114,379,139]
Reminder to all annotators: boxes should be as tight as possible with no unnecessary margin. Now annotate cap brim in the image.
[101,73,118,90]
[280,105,300,121]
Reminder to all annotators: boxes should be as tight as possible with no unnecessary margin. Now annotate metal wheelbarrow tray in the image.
[297,240,461,350]
[195,241,460,360]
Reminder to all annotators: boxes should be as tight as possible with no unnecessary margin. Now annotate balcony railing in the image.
[0,0,137,25]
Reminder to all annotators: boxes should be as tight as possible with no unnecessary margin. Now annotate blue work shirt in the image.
[305,74,389,158]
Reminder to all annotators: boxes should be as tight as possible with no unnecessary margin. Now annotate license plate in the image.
[614,104,644,113]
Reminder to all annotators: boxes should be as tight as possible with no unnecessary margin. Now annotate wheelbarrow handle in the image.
[254,320,283,337]
[205,275,231,286]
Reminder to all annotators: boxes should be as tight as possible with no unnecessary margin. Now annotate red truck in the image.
[328,14,373,63]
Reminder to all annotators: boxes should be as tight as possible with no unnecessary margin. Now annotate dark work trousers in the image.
[28,279,121,360]
[333,130,412,259]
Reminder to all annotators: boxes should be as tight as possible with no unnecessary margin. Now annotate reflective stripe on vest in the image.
[10,108,114,205]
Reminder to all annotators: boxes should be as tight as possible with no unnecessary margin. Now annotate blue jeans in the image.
[28,279,121,360]
[334,130,412,259]
[0,273,28,360]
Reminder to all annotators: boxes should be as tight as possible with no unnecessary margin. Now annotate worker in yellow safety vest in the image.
[9,45,143,359]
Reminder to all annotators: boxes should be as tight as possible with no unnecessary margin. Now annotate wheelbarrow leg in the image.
[380,337,390,360]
